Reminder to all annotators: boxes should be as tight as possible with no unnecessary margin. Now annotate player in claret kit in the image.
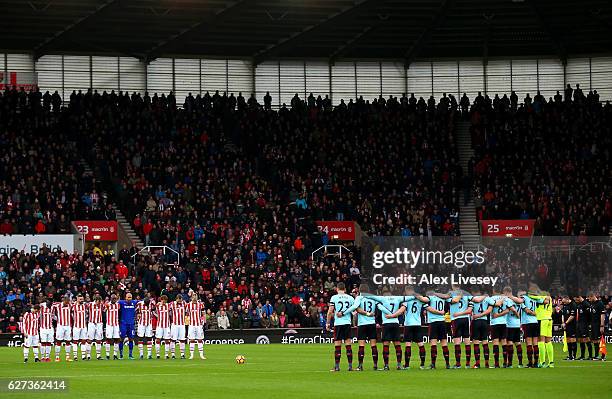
[105,294,121,360]
[53,295,73,362]
[71,294,88,361]
[326,282,355,372]
[86,294,105,360]
[21,304,41,363]
[118,292,138,359]
[38,299,54,362]
[154,295,172,359]
[185,293,206,360]
[169,294,187,359]
[136,297,154,359]
[337,284,377,371]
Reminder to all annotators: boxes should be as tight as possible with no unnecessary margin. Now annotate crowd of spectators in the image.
[469,85,612,236]
[0,83,610,333]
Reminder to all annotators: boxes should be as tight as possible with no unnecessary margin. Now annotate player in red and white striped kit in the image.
[38,299,54,362]
[87,294,105,360]
[186,293,206,360]
[154,295,171,359]
[136,297,154,359]
[21,305,41,363]
[71,294,88,361]
[105,294,121,360]
[169,295,186,359]
[53,296,73,362]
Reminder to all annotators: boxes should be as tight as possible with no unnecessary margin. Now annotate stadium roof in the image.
[2,0,611,65]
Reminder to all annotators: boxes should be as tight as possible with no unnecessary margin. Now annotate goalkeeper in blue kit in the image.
[326,282,355,371]
[118,292,138,359]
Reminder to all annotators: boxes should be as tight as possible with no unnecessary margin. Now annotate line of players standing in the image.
[327,283,607,372]
[560,295,607,360]
[19,291,208,363]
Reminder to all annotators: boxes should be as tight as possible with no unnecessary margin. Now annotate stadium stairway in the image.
[456,120,480,250]
[78,159,145,251]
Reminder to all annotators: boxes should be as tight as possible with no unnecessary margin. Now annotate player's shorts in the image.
[24,334,40,347]
[357,324,377,341]
[105,325,120,339]
[72,327,87,341]
[333,325,351,341]
[576,323,589,339]
[506,327,521,342]
[539,319,552,338]
[382,323,401,342]
[451,318,470,339]
[171,325,186,341]
[403,325,423,343]
[137,324,153,338]
[428,321,447,341]
[155,326,171,340]
[55,325,71,341]
[471,319,489,341]
[87,322,103,341]
[589,324,602,341]
[187,325,204,340]
[522,322,540,339]
[490,324,507,340]
[39,328,54,343]
[120,323,135,339]
[564,323,576,338]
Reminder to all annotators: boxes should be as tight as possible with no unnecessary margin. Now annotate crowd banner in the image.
[0,234,75,255]
[480,219,535,237]
[72,221,119,241]
[315,221,356,241]
[2,327,608,346]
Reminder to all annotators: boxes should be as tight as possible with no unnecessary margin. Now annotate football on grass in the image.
[235,355,246,364]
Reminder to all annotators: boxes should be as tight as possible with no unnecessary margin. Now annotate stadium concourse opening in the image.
[1,1,611,398]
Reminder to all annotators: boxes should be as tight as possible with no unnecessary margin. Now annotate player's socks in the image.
[113,343,119,357]
[502,344,508,366]
[371,345,378,368]
[394,344,402,365]
[358,346,365,367]
[105,342,111,356]
[442,345,449,367]
[493,344,500,367]
[473,344,480,365]
[382,344,390,367]
[546,342,554,364]
[139,343,144,356]
[516,344,522,365]
[119,341,124,357]
[404,345,411,368]
[507,344,514,366]
[155,342,161,356]
[465,344,471,365]
[33,346,39,360]
[483,344,490,367]
[430,345,437,367]
[418,345,426,367]
[198,342,204,359]
[537,342,545,363]
[334,345,341,368]
[454,345,461,366]
[586,342,593,358]
[23,347,29,361]
[128,340,134,357]
[179,342,186,356]
[534,343,540,365]
[189,342,195,357]
[526,344,533,366]
[65,344,71,359]
[346,345,353,368]
[579,342,586,358]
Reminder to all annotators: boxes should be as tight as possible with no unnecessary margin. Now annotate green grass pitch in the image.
[1,344,610,399]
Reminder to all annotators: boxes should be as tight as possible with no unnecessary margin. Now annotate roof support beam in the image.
[527,0,567,63]
[144,0,246,63]
[482,14,494,66]
[404,0,454,67]
[252,0,378,65]
[33,0,120,60]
